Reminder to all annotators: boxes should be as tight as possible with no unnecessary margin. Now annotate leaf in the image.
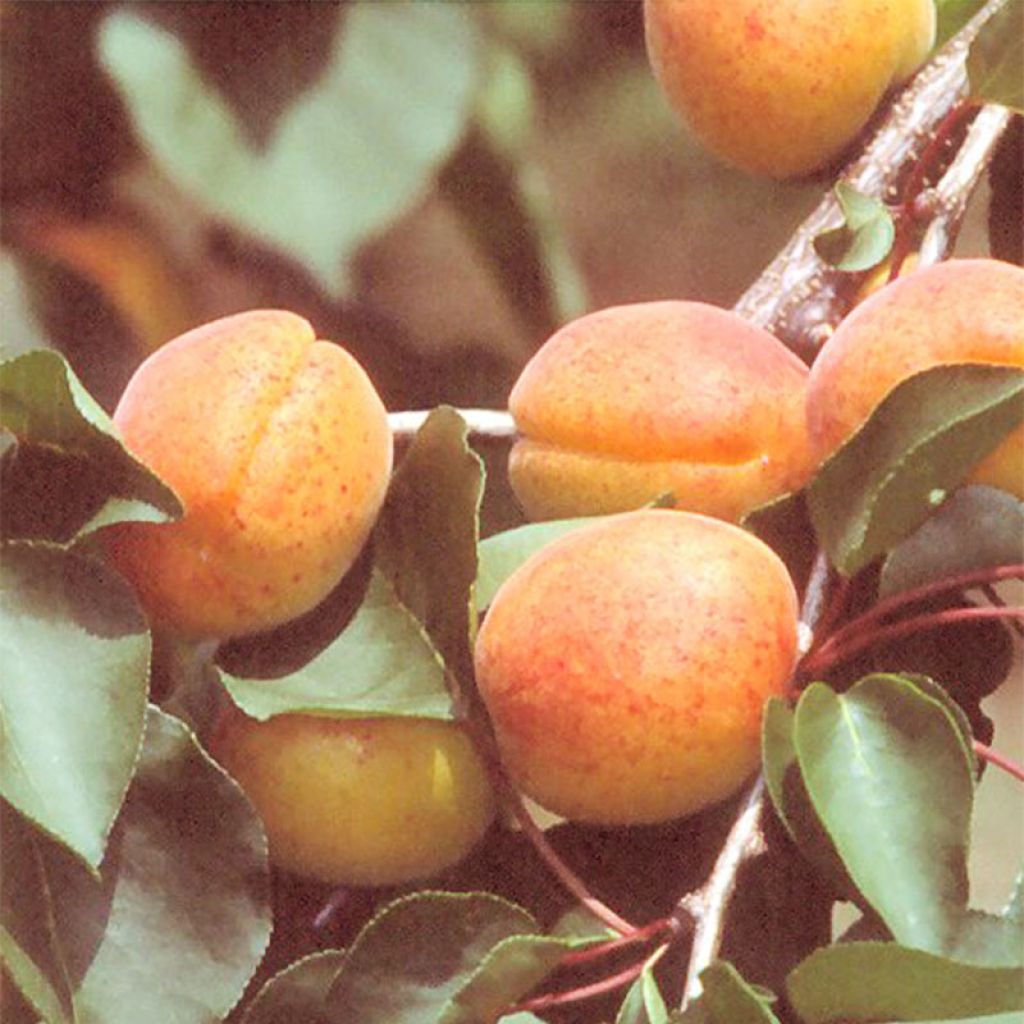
[807,364,1024,576]
[374,406,484,689]
[813,183,895,272]
[699,962,781,1023]
[934,0,988,48]
[243,951,346,1024]
[967,1,1024,111]
[0,349,181,544]
[879,486,1024,597]
[793,676,974,953]
[98,5,480,294]
[786,942,1024,1022]
[0,257,49,359]
[0,543,149,868]
[221,571,452,722]
[1,706,272,1024]
[476,516,602,611]
[323,891,567,1023]
[947,868,1024,968]
[617,966,670,1024]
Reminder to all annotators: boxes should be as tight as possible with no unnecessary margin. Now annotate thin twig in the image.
[974,741,1024,783]
[388,407,515,441]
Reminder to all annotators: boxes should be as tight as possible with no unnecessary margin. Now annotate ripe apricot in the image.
[474,509,799,825]
[105,310,392,638]
[644,0,936,178]
[210,708,495,886]
[508,301,815,523]
[806,259,1024,497]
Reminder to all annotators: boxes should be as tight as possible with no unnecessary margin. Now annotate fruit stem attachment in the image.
[973,741,1024,783]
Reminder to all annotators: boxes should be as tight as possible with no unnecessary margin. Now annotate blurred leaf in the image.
[807,364,1024,576]
[794,676,973,953]
[967,2,1024,111]
[1,707,272,1024]
[617,966,670,1024]
[0,349,181,544]
[879,486,1023,597]
[0,543,149,868]
[949,908,1024,969]
[813,183,895,272]
[221,571,452,721]
[476,516,601,611]
[323,891,567,1023]
[699,962,781,1023]
[547,905,615,943]
[786,942,1024,1022]
[934,0,988,48]
[243,951,346,1024]
[98,5,480,293]
[374,406,484,689]
[0,256,49,358]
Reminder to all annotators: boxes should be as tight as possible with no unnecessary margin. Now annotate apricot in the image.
[806,259,1024,498]
[474,509,799,825]
[644,0,936,178]
[508,301,815,523]
[210,708,495,886]
[105,310,392,639]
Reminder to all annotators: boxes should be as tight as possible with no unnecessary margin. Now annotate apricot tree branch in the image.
[388,407,515,440]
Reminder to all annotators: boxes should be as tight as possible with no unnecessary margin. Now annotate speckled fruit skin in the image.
[211,709,495,886]
[474,509,799,825]
[644,0,936,178]
[508,301,815,523]
[105,310,392,639]
[807,259,1024,498]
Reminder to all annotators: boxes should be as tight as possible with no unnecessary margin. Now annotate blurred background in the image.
[1,0,1019,917]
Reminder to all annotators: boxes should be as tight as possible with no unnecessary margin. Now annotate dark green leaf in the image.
[2,707,272,1024]
[880,486,1024,597]
[98,5,480,293]
[476,516,602,611]
[935,0,988,48]
[794,677,974,953]
[0,543,149,868]
[699,962,781,1023]
[762,698,798,843]
[374,406,484,690]
[323,891,565,1023]
[813,183,895,272]
[896,675,976,772]
[786,942,1024,1022]
[617,967,670,1024]
[243,951,346,1024]
[221,571,452,721]
[0,349,181,544]
[967,2,1024,110]
[807,364,1024,576]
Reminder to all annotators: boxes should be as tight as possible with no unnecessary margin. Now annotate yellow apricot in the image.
[474,509,799,825]
[105,310,392,639]
[508,301,815,523]
[644,0,936,178]
[210,709,495,886]
[806,259,1024,498]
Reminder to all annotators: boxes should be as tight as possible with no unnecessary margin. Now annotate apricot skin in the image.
[474,509,799,826]
[508,301,815,523]
[644,0,936,178]
[104,310,392,639]
[210,709,495,886]
[806,259,1024,498]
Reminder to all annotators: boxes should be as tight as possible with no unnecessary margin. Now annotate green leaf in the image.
[0,349,181,544]
[221,571,452,721]
[0,257,49,359]
[617,966,670,1024]
[476,516,602,611]
[98,5,480,294]
[880,486,1024,597]
[967,2,1024,111]
[813,183,895,272]
[1,706,272,1024]
[807,364,1024,576]
[323,891,566,1023]
[794,677,974,953]
[700,962,781,1023]
[374,406,484,689]
[0,543,149,868]
[786,942,1024,1022]
[935,0,988,48]
[243,951,346,1024]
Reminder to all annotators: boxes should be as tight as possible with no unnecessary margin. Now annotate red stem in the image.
[803,606,1024,676]
[560,917,677,968]
[974,741,1024,783]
